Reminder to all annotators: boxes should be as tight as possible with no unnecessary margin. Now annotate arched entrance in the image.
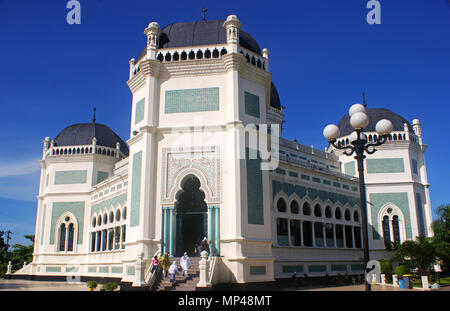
[174,175,207,257]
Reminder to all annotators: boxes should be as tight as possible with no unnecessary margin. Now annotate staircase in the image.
[154,257,201,291]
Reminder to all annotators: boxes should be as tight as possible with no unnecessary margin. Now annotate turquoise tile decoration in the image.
[282,265,304,273]
[244,91,260,118]
[96,171,109,184]
[272,181,360,207]
[99,266,109,273]
[165,88,219,113]
[90,193,127,216]
[308,265,327,273]
[135,98,145,124]
[351,264,365,271]
[412,159,418,175]
[130,151,142,227]
[127,266,135,276]
[331,264,347,272]
[111,267,123,274]
[54,170,87,184]
[250,266,266,275]
[366,158,405,174]
[246,148,264,225]
[49,201,85,245]
[66,266,78,273]
[46,266,61,273]
[344,162,356,176]
[415,193,425,236]
[88,266,97,273]
[369,192,412,240]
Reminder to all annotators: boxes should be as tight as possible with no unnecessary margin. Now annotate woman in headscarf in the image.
[180,252,191,280]
[160,253,171,278]
[168,261,178,286]
[201,237,210,253]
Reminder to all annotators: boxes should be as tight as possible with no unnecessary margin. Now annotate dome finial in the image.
[201,7,207,21]
[362,92,367,108]
[92,107,96,123]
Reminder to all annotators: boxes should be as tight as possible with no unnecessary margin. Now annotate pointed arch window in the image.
[382,215,391,247]
[392,215,400,243]
[57,216,75,252]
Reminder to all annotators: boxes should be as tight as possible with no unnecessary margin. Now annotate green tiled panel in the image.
[250,266,266,275]
[244,91,260,118]
[344,161,356,176]
[165,88,219,113]
[96,171,109,184]
[111,267,123,274]
[49,202,85,245]
[272,181,360,208]
[331,264,347,272]
[351,264,365,271]
[127,266,135,276]
[415,193,426,236]
[282,265,304,273]
[412,159,418,175]
[247,148,264,225]
[88,266,97,273]
[130,151,142,227]
[366,158,405,174]
[134,98,145,124]
[54,170,87,184]
[99,266,109,273]
[369,192,412,240]
[308,265,327,273]
[46,266,61,273]
[66,266,78,273]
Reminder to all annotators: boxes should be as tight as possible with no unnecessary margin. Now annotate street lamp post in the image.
[323,103,393,292]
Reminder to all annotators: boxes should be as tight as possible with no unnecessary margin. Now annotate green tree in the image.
[393,236,437,276]
[431,204,450,272]
[9,235,34,271]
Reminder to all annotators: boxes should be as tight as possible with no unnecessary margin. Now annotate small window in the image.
[290,200,299,214]
[109,212,114,223]
[344,209,351,221]
[92,217,96,227]
[335,207,342,219]
[277,198,287,213]
[303,202,311,216]
[122,207,127,220]
[314,204,322,217]
[103,213,108,225]
[325,206,332,218]
[353,211,359,222]
[116,210,121,222]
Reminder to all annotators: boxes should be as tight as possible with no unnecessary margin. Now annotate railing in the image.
[44,144,123,159]
[145,250,161,289]
[207,255,221,286]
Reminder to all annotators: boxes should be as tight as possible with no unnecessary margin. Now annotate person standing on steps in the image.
[168,261,179,287]
[201,237,210,253]
[180,252,191,280]
[160,252,171,278]
[151,255,159,274]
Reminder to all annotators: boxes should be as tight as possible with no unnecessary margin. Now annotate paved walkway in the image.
[290,284,436,291]
[0,279,88,291]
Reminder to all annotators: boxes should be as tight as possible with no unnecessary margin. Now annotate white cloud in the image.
[0,159,40,177]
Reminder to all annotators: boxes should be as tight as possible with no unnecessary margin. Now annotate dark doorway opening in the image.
[175,175,207,257]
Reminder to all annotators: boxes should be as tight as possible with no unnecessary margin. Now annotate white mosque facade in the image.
[18,15,433,288]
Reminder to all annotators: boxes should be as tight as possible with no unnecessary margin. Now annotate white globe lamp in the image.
[323,124,340,141]
[350,111,369,130]
[375,119,393,135]
[349,103,367,117]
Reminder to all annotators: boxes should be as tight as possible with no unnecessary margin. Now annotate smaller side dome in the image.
[270,82,281,110]
[54,123,129,156]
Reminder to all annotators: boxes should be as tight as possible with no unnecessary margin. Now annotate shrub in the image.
[87,281,98,289]
[102,282,118,291]
[379,259,393,283]
[395,265,409,279]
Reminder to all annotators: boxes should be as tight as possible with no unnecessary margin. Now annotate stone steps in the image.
[155,257,202,291]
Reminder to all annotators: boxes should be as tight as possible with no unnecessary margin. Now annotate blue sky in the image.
[0,0,449,246]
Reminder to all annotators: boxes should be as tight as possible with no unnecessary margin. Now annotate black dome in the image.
[54,123,129,156]
[338,108,411,137]
[270,82,281,109]
[137,20,262,60]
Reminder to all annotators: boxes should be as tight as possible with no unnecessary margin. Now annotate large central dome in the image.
[159,20,262,55]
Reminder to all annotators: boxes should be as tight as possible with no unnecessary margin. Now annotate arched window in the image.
[97,215,102,226]
[58,216,75,252]
[122,207,127,220]
[392,215,400,243]
[103,213,108,225]
[116,209,121,222]
[109,211,114,223]
[303,202,311,216]
[344,209,351,221]
[382,215,391,247]
[290,200,299,214]
[354,211,360,222]
[92,217,96,227]
[314,204,322,217]
[276,198,287,213]
[325,206,332,218]
[335,207,342,219]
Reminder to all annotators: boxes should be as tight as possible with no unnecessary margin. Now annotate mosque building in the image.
[13,14,433,289]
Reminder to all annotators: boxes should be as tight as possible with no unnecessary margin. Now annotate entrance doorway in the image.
[175,175,207,257]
